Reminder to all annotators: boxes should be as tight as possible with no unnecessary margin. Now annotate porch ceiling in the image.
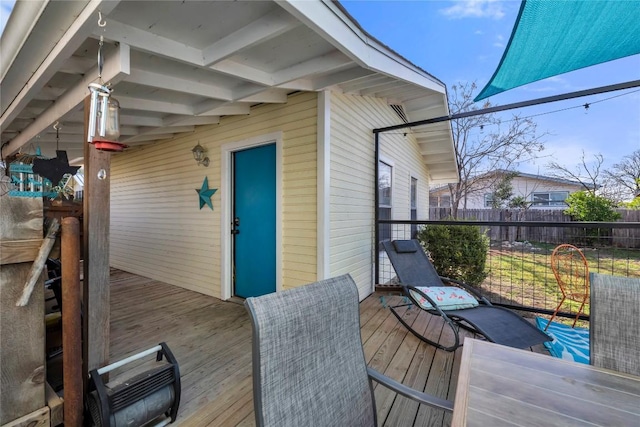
[0,0,456,182]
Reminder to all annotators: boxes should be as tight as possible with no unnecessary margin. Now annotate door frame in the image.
[220,132,283,300]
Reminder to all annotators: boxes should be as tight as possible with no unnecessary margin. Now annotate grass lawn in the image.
[479,243,640,319]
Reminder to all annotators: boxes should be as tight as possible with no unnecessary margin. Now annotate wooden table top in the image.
[452,339,640,426]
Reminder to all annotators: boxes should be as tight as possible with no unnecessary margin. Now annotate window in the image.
[378,161,392,244]
[532,191,569,207]
[430,194,451,208]
[410,177,418,237]
[484,193,494,208]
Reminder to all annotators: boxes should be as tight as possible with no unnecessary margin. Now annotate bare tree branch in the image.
[444,82,546,217]
[602,149,640,201]
[545,151,602,193]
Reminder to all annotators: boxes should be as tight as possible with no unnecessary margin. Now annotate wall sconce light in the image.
[192,143,210,167]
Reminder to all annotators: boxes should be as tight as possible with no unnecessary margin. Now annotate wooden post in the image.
[82,96,111,389]
[62,217,83,426]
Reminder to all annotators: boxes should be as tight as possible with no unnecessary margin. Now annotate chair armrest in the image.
[367,367,453,413]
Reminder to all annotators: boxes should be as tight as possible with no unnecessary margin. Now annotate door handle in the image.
[232,217,240,235]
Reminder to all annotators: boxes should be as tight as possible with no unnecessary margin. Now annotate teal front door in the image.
[233,144,276,298]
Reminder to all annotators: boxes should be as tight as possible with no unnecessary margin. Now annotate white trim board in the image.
[220,131,284,300]
[317,90,331,281]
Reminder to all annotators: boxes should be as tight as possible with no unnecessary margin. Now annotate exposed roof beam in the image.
[1,0,120,132]
[237,89,289,104]
[312,67,376,90]
[59,56,95,75]
[277,79,314,91]
[404,94,446,111]
[202,8,299,66]
[117,95,193,115]
[124,133,175,143]
[38,123,86,135]
[118,114,164,127]
[196,103,251,116]
[17,106,48,119]
[119,125,193,143]
[163,115,221,127]
[39,124,153,137]
[34,86,67,101]
[422,152,457,163]
[340,75,393,93]
[125,68,235,101]
[61,109,165,128]
[93,19,203,66]
[145,125,194,135]
[274,51,351,83]
[210,60,275,86]
[20,136,83,145]
[2,43,130,158]
[365,84,420,99]
[358,81,406,97]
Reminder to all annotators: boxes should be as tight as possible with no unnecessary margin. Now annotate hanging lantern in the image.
[87,83,127,152]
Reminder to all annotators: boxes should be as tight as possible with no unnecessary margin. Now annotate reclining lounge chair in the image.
[383,239,550,352]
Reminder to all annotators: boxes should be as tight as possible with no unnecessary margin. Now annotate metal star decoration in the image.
[32,150,80,185]
[196,176,217,210]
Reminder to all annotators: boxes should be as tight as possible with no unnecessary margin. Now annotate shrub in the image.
[564,191,621,222]
[416,223,489,286]
[564,191,621,245]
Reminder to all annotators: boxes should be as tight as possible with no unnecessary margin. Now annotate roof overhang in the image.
[1,0,456,181]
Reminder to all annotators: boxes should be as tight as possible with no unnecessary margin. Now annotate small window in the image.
[430,194,451,208]
[532,191,569,207]
[378,161,392,244]
[484,193,494,208]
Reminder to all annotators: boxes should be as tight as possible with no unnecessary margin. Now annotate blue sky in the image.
[342,0,640,176]
[1,0,638,176]
[0,0,13,35]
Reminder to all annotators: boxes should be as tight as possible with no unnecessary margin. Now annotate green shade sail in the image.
[475,0,640,102]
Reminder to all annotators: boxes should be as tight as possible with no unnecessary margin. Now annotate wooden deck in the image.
[109,270,546,426]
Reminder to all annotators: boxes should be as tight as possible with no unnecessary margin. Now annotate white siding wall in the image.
[329,93,430,298]
[110,92,318,298]
[465,176,582,209]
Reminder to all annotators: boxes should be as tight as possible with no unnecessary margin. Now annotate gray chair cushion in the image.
[245,274,376,427]
[590,272,640,376]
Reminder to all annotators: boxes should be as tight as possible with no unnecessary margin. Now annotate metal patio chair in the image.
[245,274,453,427]
[383,239,550,352]
[547,244,590,330]
[590,272,640,376]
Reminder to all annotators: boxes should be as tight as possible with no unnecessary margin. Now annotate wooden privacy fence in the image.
[428,208,640,248]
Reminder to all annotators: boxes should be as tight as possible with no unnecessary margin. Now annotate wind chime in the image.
[87,12,127,152]
[7,143,57,199]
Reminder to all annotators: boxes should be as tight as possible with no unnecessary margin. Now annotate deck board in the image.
[108,271,547,426]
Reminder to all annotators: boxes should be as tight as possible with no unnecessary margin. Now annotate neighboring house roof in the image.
[429,169,594,194]
[0,0,457,182]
